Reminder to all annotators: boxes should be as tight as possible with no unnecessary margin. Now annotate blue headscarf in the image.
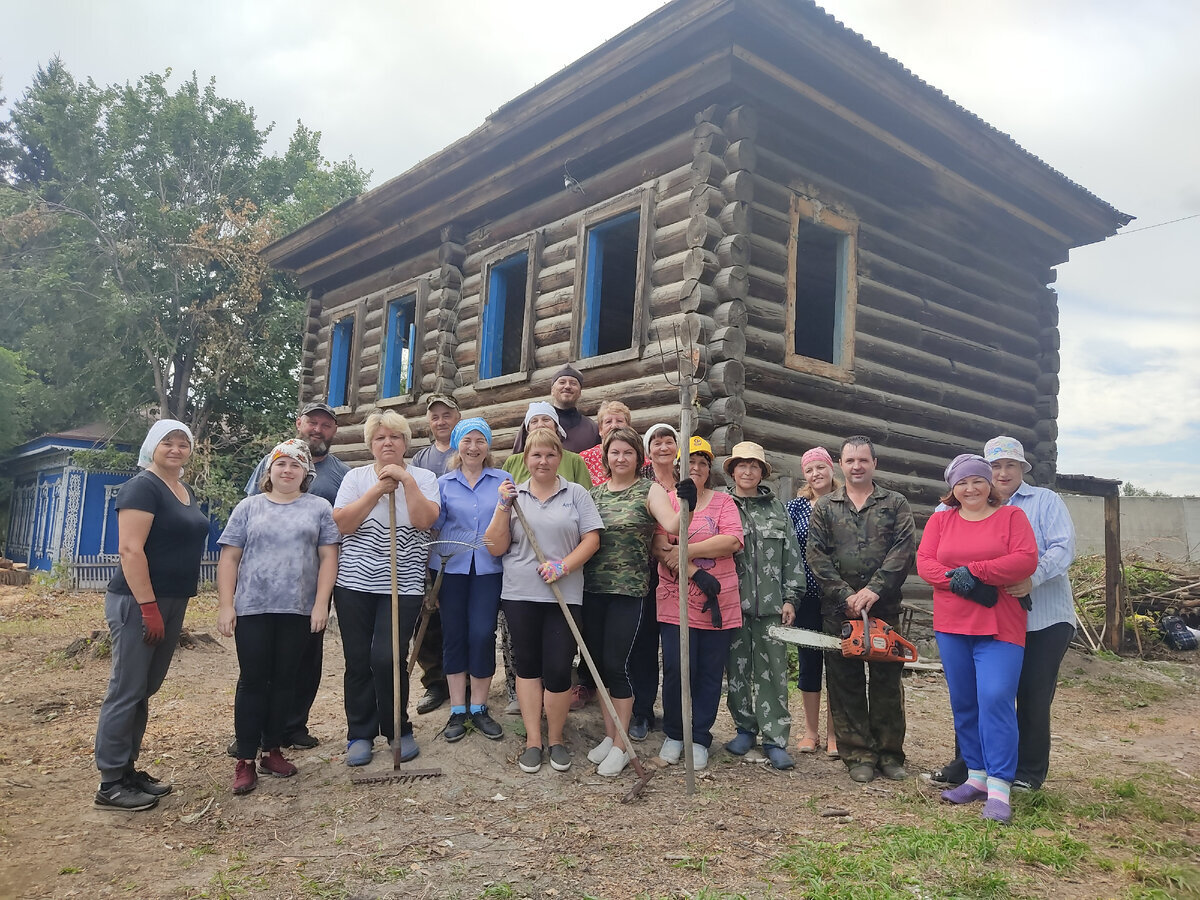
[451,417,492,450]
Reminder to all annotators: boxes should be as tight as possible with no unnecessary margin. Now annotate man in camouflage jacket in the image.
[806,436,916,783]
[725,442,806,769]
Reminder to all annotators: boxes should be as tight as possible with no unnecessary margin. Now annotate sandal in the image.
[826,742,839,760]
[796,736,818,754]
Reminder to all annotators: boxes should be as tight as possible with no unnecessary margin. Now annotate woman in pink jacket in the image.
[918,454,1037,824]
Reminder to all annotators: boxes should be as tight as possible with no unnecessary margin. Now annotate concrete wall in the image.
[1061,495,1200,562]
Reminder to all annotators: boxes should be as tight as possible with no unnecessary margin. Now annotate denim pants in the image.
[660,623,732,749]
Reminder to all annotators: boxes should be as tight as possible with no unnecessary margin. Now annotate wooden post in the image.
[1103,490,1123,654]
[677,379,696,795]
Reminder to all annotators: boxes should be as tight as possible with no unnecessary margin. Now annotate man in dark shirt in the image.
[806,435,916,784]
[512,365,599,454]
[235,401,349,750]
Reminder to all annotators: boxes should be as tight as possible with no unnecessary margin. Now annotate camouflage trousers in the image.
[726,614,792,747]
[824,649,906,769]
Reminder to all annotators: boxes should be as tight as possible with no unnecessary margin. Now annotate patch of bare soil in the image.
[0,586,1197,899]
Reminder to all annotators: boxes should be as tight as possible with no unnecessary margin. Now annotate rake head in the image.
[351,767,444,787]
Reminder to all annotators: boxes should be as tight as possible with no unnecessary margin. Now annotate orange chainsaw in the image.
[769,610,918,663]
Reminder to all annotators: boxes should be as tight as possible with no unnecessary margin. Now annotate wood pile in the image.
[1072,555,1199,654]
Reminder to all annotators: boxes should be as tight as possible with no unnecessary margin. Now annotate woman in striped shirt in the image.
[332,411,440,768]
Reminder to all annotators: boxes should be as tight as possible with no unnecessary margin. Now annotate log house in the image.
[264,0,1129,508]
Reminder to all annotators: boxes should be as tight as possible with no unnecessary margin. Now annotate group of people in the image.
[92,365,1077,828]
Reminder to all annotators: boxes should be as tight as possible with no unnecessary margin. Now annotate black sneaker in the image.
[470,707,504,740]
[628,717,649,742]
[416,685,449,715]
[95,782,158,811]
[518,745,544,774]
[443,711,468,743]
[287,732,319,750]
[124,769,172,797]
[548,743,572,772]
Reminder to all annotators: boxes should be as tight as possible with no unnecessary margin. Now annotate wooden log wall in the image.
[741,108,1067,509]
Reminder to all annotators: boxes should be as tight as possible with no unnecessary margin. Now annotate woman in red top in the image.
[918,454,1037,824]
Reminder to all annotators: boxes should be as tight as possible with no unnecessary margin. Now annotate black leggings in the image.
[795,591,825,693]
[582,592,642,699]
[501,599,581,693]
[233,613,311,758]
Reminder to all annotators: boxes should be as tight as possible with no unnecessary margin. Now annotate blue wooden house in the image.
[1,425,220,586]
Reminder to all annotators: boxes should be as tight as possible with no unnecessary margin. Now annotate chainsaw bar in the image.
[351,767,444,786]
[768,624,842,651]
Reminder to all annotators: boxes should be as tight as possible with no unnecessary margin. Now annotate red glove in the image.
[139,601,165,645]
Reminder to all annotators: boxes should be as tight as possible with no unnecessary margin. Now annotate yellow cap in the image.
[678,435,713,460]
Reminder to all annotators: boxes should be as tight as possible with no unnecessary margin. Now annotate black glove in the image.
[691,569,723,628]
[1017,594,1033,612]
[966,581,999,608]
[675,479,698,509]
[946,567,977,597]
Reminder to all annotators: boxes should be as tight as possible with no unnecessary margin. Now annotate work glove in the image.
[497,482,516,511]
[139,600,165,645]
[675,479,698,509]
[945,567,999,608]
[945,567,977,597]
[537,560,568,584]
[1016,594,1033,612]
[691,570,723,628]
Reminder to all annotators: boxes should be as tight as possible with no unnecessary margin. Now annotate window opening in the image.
[382,294,416,397]
[480,251,529,379]
[328,316,354,407]
[581,210,640,358]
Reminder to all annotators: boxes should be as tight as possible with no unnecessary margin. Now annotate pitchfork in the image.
[652,315,707,795]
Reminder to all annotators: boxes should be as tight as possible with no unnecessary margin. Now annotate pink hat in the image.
[801,446,834,469]
[944,453,992,488]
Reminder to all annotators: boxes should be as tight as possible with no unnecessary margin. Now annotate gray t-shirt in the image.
[410,442,454,477]
[246,452,350,506]
[501,477,604,605]
[218,493,340,616]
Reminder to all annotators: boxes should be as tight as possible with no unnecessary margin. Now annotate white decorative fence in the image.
[69,552,220,590]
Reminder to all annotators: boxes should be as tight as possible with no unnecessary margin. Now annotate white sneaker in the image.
[692,743,709,770]
[597,746,629,777]
[587,736,614,764]
[659,738,683,764]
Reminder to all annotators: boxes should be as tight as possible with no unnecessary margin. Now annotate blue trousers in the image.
[660,624,732,749]
[936,631,1024,782]
[439,571,502,678]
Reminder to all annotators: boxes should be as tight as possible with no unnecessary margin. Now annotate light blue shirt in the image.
[1006,481,1077,632]
[433,467,511,575]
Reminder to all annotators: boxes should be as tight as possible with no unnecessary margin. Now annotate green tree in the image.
[0,61,368,514]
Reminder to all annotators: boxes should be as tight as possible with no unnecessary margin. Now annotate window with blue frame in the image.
[580,209,641,358]
[327,315,354,407]
[382,294,417,398]
[479,251,529,380]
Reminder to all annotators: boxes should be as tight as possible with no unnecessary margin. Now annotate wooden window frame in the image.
[377,277,430,408]
[476,233,539,389]
[326,310,358,411]
[571,188,653,372]
[784,194,858,383]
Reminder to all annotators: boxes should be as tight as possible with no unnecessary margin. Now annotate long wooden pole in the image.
[677,383,696,795]
[389,494,403,768]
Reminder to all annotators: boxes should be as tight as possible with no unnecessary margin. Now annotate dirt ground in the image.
[1,585,1198,900]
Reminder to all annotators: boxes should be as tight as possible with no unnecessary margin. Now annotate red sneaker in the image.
[232,759,257,795]
[258,748,298,778]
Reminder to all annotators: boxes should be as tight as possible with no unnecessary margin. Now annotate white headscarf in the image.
[138,419,194,469]
[524,401,567,439]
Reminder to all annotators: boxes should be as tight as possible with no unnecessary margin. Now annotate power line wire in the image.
[1114,212,1200,237]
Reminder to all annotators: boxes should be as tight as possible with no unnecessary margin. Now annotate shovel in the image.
[508,499,653,802]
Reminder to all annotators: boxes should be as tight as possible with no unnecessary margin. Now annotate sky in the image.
[3,0,1198,494]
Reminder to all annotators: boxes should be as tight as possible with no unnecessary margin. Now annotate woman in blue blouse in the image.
[434,418,512,743]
